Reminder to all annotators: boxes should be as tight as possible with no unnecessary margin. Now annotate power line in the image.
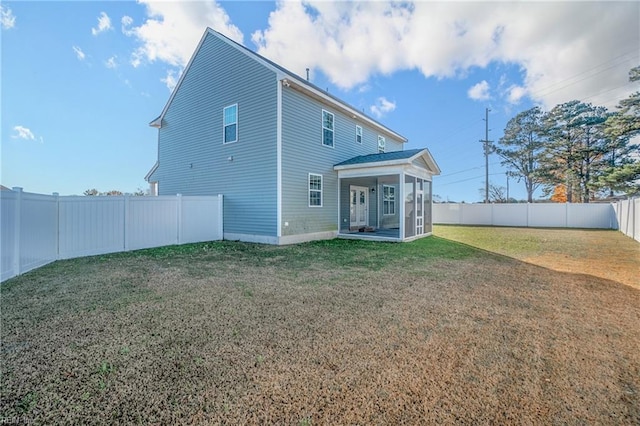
[529,49,638,99]
[581,80,638,104]
[437,172,504,186]
[437,161,502,179]
[428,51,638,162]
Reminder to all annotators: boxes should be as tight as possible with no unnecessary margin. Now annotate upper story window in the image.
[378,135,386,153]
[355,125,363,144]
[322,110,334,148]
[309,173,323,207]
[223,104,238,144]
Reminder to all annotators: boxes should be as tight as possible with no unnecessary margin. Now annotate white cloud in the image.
[92,12,112,36]
[121,15,134,36]
[1,5,16,30]
[251,1,639,109]
[12,126,35,141]
[468,80,491,101]
[507,85,527,104]
[253,1,413,89]
[105,55,117,69]
[370,97,396,119]
[357,84,371,94]
[161,69,181,91]
[124,1,243,68]
[72,46,86,61]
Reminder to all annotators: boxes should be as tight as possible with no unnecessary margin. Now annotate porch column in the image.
[337,177,341,233]
[399,171,404,242]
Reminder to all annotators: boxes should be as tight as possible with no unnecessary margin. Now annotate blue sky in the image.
[2,1,638,202]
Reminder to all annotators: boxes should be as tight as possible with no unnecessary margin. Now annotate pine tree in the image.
[493,107,546,202]
[597,66,640,197]
[540,101,610,202]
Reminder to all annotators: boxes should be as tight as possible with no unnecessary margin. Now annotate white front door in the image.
[350,186,368,228]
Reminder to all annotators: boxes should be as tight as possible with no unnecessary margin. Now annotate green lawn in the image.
[1,227,638,424]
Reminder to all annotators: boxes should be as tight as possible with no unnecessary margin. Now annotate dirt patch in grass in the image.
[1,233,639,424]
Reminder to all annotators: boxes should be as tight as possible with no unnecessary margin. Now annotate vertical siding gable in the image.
[155,32,279,236]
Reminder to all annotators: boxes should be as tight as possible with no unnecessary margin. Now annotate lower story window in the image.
[383,185,396,215]
[309,173,323,207]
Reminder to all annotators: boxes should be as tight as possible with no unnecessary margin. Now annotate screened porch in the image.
[333,149,440,242]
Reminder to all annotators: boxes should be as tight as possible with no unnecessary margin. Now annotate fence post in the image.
[176,194,182,245]
[634,198,638,242]
[491,203,495,226]
[124,195,130,251]
[11,187,23,276]
[619,200,623,232]
[217,194,224,240]
[53,192,60,259]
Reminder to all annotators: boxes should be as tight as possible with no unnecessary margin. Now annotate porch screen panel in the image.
[404,175,415,238]
[424,180,432,233]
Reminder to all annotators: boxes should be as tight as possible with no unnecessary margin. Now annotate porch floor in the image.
[338,227,400,241]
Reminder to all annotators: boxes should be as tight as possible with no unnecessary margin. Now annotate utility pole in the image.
[506,172,509,203]
[480,108,492,203]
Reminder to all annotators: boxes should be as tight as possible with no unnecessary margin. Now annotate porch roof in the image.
[334,148,441,175]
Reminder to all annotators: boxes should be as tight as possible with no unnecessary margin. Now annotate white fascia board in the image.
[405,165,434,181]
[149,117,162,128]
[411,148,441,175]
[150,26,407,147]
[284,79,407,143]
[334,149,441,174]
[151,28,288,126]
[150,30,211,126]
[336,162,434,181]
[336,165,405,179]
[145,162,159,182]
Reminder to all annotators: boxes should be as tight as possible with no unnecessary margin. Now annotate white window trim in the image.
[355,125,363,144]
[383,184,396,215]
[322,109,334,148]
[308,173,323,207]
[223,103,238,144]
[378,135,386,153]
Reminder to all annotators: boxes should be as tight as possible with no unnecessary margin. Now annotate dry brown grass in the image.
[435,226,640,289]
[1,228,639,424]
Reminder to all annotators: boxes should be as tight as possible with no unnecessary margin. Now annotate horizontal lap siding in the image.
[280,87,403,236]
[155,33,278,237]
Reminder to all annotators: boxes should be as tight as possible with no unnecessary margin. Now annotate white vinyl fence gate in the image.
[1,188,223,282]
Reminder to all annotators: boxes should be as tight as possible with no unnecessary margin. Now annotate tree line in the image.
[83,188,147,196]
[492,66,639,203]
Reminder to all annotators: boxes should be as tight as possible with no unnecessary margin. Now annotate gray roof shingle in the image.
[334,148,425,167]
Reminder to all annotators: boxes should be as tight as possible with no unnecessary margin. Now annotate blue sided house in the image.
[146,28,440,245]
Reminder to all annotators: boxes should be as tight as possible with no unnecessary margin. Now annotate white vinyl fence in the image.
[614,198,639,242]
[1,188,223,282]
[433,202,618,230]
